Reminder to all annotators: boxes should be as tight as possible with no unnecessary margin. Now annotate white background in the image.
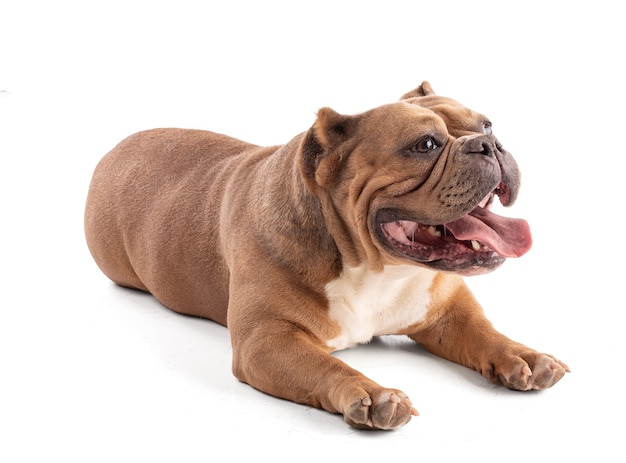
[1,1,623,461]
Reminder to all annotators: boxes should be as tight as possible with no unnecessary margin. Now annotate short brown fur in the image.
[85,82,568,430]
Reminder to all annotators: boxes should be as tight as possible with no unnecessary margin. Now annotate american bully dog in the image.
[84,82,568,430]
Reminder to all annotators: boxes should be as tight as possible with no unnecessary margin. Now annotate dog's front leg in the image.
[228,305,417,430]
[408,278,569,391]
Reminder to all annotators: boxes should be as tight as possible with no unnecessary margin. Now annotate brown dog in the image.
[85,82,568,430]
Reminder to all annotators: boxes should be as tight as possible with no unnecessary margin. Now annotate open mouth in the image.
[377,188,532,272]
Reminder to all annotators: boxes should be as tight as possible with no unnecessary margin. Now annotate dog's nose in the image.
[461,135,496,157]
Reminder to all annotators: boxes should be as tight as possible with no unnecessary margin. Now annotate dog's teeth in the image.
[479,194,492,208]
[471,240,481,251]
[428,226,441,237]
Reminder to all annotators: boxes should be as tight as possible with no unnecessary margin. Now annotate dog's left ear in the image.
[298,107,358,188]
[400,81,436,100]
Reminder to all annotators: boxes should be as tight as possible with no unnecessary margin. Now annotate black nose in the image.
[462,135,495,157]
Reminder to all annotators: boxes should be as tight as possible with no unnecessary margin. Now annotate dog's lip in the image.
[375,193,532,270]
[377,216,506,273]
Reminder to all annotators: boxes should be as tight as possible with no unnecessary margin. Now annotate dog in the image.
[84,82,568,430]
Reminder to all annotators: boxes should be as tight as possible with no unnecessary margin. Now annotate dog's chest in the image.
[324,264,436,350]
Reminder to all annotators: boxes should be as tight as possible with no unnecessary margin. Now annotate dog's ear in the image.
[400,81,436,100]
[298,107,358,188]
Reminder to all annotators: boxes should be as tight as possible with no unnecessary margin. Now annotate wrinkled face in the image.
[370,98,531,275]
[299,93,531,276]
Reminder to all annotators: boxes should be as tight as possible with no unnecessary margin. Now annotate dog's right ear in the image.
[400,81,436,100]
[298,107,358,189]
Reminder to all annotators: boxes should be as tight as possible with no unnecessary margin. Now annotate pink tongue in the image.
[445,208,532,258]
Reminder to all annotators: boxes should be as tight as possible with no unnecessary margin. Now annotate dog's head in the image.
[298,82,531,275]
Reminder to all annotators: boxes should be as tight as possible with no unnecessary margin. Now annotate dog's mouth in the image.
[377,187,532,274]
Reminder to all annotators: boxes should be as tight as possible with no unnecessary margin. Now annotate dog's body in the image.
[85,82,568,429]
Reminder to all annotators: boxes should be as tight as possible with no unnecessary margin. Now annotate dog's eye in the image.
[482,121,492,135]
[413,137,438,154]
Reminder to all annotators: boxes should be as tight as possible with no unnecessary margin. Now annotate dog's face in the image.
[298,82,531,275]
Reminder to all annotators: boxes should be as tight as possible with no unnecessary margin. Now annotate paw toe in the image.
[529,355,569,390]
[344,390,416,430]
[499,353,569,391]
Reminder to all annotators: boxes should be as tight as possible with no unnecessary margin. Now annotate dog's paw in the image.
[344,389,418,430]
[484,350,570,391]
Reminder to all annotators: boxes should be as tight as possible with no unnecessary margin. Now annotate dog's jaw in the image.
[375,187,531,275]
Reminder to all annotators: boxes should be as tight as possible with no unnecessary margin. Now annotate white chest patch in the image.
[324,264,436,351]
